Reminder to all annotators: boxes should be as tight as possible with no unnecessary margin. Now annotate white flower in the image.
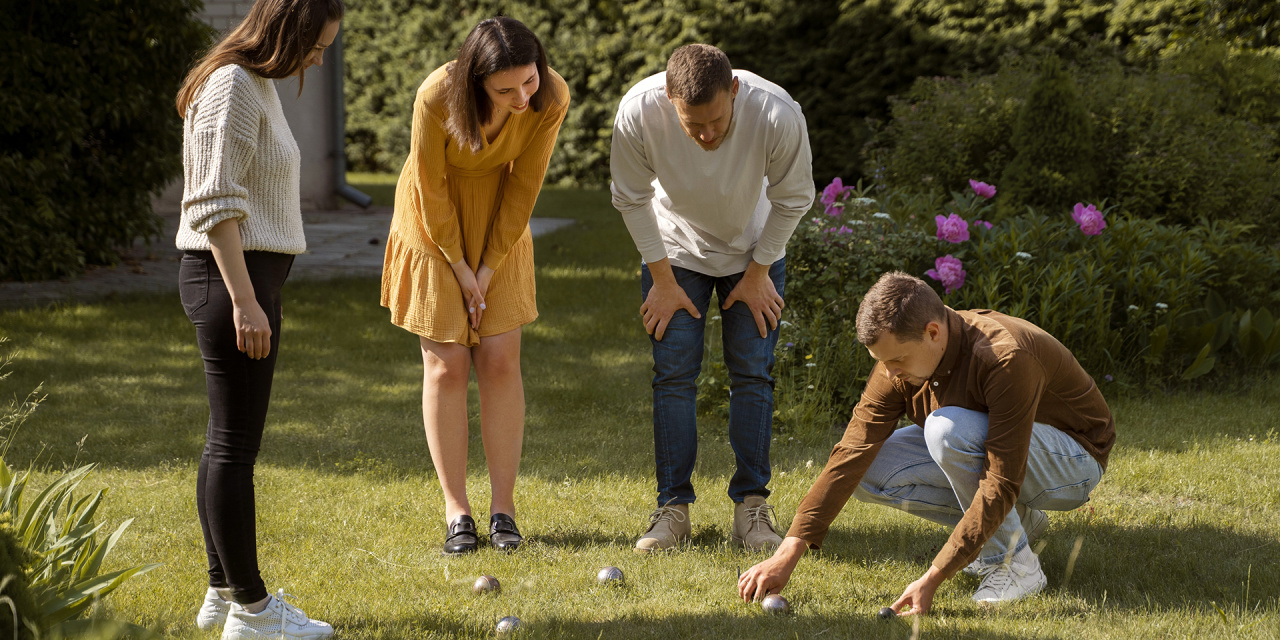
[1128,305,1140,312]
[1015,251,1033,260]
[807,384,814,389]
[1155,302,1168,310]
[805,460,814,469]
[873,212,892,220]
[805,362,816,368]
[780,320,793,328]
[852,197,877,207]
[851,220,868,225]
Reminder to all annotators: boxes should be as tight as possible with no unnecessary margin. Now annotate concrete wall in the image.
[155,0,339,213]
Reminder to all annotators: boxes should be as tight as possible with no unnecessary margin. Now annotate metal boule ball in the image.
[597,566,625,586]
[473,575,501,595]
[761,594,790,614]
[495,616,521,633]
[878,606,897,621]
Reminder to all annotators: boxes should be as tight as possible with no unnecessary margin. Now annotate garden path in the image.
[0,206,573,309]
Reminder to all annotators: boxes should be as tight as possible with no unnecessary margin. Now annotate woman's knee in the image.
[422,343,471,388]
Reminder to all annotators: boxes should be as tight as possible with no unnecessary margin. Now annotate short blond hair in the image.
[666,44,732,106]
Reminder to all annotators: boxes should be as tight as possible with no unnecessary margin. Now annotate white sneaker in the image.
[220,590,334,640]
[963,506,1049,577]
[972,548,1047,604]
[196,587,230,631]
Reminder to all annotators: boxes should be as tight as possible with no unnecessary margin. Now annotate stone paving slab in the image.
[0,206,574,310]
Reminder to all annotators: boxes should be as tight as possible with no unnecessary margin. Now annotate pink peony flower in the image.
[821,177,849,206]
[973,219,993,230]
[1072,203,1106,236]
[935,213,970,243]
[925,255,966,294]
[969,179,997,199]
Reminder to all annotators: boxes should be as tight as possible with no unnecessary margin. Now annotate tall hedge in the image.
[343,0,1275,187]
[0,0,211,282]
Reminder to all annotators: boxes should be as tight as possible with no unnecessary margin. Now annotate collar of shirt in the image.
[927,306,965,390]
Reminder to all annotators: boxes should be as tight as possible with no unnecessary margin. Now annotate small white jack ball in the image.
[597,566,625,586]
[761,594,790,614]
[496,616,521,633]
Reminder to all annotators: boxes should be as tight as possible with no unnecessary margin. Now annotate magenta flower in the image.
[935,213,970,243]
[821,177,849,206]
[926,255,966,294]
[973,219,993,230]
[1072,203,1106,236]
[969,179,997,199]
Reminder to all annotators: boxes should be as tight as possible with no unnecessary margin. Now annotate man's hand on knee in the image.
[722,260,783,338]
[641,259,700,341]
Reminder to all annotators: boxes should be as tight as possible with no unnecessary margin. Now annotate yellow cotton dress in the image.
[381,64,570,346]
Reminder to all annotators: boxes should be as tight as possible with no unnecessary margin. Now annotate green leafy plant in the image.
[0,340,158,639]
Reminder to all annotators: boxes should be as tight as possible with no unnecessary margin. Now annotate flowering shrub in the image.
[748,176,1280,434]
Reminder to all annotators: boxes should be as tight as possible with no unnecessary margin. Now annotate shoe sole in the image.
[730,534,780,551]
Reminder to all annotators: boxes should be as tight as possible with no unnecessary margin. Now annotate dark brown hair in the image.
[666,44,733,106]
[856,272,946,345]
[445,17,550,154]
[175,0,345,116]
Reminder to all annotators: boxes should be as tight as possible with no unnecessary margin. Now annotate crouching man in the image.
[739,272,1115,613]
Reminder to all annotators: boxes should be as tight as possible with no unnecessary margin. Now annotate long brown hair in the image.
[445,17,550,153]
[176,0,345,117]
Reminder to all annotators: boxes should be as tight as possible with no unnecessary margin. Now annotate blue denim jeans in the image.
[640,259,785,507]
[854,406,1103,564]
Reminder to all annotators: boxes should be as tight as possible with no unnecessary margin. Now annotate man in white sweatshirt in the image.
[610,44,815,553]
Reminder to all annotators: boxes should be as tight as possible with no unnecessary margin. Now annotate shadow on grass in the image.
[817,514,1279,615]
[338,610,1052,640]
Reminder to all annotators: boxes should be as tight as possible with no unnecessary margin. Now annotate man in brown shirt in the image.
[739,272,1114,614]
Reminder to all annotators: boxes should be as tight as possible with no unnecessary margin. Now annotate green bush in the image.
[347,0,1273,187]
[755,180,1280,434]
[868,47,1280,228]
[0,0,211,282]
[1,522,37,640]
[998,56,1100,219]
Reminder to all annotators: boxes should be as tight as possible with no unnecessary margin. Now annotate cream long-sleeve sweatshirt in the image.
[609,70,815,277]
[178,64,305,254]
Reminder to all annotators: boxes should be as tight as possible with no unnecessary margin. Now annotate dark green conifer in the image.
[998,55,1099,218]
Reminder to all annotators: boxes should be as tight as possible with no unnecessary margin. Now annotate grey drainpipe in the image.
[331,30,372,208]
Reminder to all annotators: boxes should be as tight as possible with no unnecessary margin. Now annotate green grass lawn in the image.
[2,187,1278,638]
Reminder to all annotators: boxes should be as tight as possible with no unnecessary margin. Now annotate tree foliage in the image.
[344,0,1275,187]
[0,0,211,282]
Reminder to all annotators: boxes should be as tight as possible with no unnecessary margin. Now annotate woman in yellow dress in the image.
[381,16,569,555]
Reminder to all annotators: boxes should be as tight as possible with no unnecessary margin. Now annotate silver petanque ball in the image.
[597,566,625,586]
[495,616,521,633]
[877,606,897,621]
[761,594,790,614]
[473,575,501,595]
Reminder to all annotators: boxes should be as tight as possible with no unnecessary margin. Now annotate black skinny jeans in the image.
[180,250,293,604]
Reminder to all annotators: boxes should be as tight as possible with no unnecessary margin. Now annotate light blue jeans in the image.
[854,406,1104,565]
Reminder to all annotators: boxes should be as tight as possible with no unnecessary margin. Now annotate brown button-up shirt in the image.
[786,307,1115,579]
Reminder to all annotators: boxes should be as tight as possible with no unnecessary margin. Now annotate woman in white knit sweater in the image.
[175,1,342,638]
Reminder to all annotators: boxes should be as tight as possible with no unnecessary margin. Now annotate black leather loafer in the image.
[443,515,479,555]
[489,513,523,551]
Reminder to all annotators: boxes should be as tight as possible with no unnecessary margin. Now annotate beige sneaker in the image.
[634,504,690,553]
[732,495,782,551]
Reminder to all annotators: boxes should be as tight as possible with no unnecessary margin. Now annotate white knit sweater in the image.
[178,64,306,254]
